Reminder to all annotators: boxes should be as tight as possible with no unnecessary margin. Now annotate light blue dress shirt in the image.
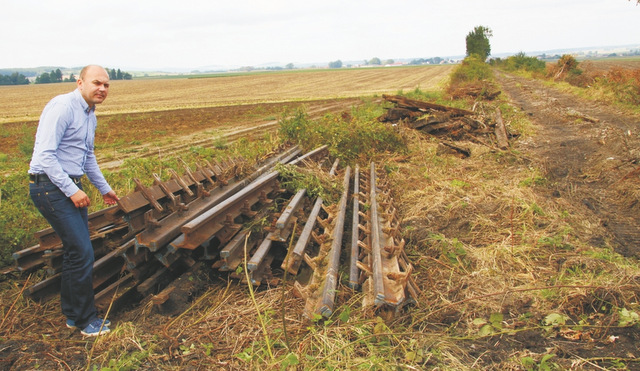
[29,89,112,198]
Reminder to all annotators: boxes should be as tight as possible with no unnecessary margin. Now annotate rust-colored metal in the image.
[298,166,350,318]
[317,166,351,317]
[17,144,421,320]
[177,171,280,250]
[358,162,416,312]
[349,165,361,289]
[134,146,299,252]
[281,158,339,275]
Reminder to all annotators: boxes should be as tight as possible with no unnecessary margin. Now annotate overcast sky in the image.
[1,0,638,70]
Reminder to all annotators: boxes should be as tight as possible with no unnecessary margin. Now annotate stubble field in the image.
[0,65,454,124]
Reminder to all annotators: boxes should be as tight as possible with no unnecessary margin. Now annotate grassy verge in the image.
[494,53,640,114]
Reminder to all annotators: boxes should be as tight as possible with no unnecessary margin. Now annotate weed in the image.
[274,163,341,204]
[278,105,406,164]
[473,312,504,336]
[450,179,469,189]
[618,308,640,327]
[430,233,469,267]
[519,173,547,187]
[543,313,569,329]
[492,52,546,74]
[537,227,572,249]
[521,353,558,371]
[212,136,228,149]
[189,145,216,158]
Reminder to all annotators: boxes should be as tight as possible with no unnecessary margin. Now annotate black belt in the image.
[29,173,82,184]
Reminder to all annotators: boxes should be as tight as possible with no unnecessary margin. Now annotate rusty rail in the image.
[349,165,361,289]
[134,145,301,251]
[317,166,351,317]
[16,145,419,320]
[282,158,339,275]
[296,166,351,318]
[357,162,420,311]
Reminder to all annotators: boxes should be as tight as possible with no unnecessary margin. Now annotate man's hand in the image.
[103,190,119,205]
[70,190,90,208]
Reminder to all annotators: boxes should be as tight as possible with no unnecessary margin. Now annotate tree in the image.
[63,73,76,82]
[328,60,342,69]
[368,57,381,65]
[52,68,63,82]
[285,63,294,70]
[0,72,29,85]
[35,72,51,84]
[105,67,132,80]
[466,26,493,61]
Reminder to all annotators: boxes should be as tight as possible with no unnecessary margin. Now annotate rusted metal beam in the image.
[247,193,301,277]
[282,158,339,275]
[317,166,351,317]
[358,162,416,312]
[134,146,300,252]
[94,273,138,312]
[13,206,126,272]
[369,163,386,305]
[282,198,323,275]
[215,231,253,272]
[349,165,360,289]
[176,171,280,250]
[287,145,328,166]
[275,189,306,231]
[31,206,121,251]
[23,239,134,302]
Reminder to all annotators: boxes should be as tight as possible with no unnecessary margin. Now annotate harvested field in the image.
[588,57,640,70]
[0,65,453,124]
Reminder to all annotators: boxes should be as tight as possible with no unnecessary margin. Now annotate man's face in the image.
[77,66,110,107]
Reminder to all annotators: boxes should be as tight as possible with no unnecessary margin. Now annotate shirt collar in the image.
[73,89,95,114]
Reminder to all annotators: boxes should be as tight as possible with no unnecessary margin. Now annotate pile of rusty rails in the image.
[13,146,419,318]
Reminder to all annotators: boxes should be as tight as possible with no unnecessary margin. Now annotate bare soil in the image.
[495,72,640,258]
[457,71,640,369]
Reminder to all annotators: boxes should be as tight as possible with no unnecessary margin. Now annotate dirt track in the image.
[496,72,640,257]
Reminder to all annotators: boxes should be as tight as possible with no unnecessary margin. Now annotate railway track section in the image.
[13,146,418,318]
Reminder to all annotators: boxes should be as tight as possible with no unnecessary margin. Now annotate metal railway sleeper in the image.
[295,166,351,319]
[357,162,418,312]
[282,158,339,275]
[18,144,421,320]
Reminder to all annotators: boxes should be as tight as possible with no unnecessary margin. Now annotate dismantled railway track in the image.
[14,145,417,319]
[98,99,365,172]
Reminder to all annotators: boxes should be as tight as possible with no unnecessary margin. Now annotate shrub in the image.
[0,174,46,267]
[447,55,496,100]
[593,66,640,105]
[450,55,492,83]
[496,52,546,74]
[278,103,406,164]
[547,54,581,81]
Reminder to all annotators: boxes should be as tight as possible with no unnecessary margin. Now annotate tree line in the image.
[0,72,30,85]
[0,67,132,85]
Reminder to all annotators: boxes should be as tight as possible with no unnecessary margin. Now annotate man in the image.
[28,65,119,337]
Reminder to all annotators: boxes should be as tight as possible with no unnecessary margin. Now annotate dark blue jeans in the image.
[29,179,97,329]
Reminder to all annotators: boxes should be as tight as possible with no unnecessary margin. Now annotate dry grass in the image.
[0,65,454,124]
